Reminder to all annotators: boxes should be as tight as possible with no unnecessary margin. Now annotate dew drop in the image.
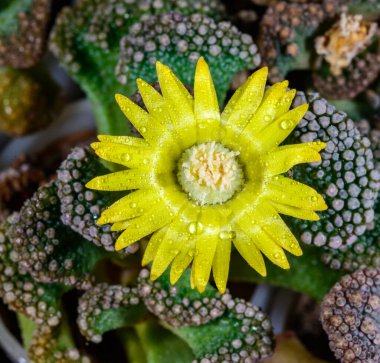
[140,127,147,133]
[123,154,131,161]
[130,202,137,208]
[143,158,149,165]
[273,252,281,259]
[219,231,233,240]
[280,119,293,130]
[311,195,318,202]
[188,222,203,235]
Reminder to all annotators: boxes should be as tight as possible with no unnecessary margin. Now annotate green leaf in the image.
[135,322,194,363]
[229,246,344,301]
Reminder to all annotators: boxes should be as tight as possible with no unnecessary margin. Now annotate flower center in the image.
[177,142,244,205]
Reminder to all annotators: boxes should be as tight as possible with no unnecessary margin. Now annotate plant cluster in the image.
[0,0,380,362]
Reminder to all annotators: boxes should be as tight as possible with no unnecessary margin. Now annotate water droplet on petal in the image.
[273,252,281,259]
[130,202,137,208]
[188,222,203,235]
[311,195,318,202]
[140,127,147,133]
[280,119,293,130]
[219,231,233,240]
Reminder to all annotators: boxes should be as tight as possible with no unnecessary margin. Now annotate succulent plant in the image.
[138,269,227,327]
[0,218,64,326]
[77,283,146,343]
[321,267,380,363]
[313,13,380,100]
[49,0,223,135]
[258,1,339,82]
[0,157,45,221]
[138,269,274,362]
[0,0,51,68]
[49,0,259,135]
[87,59,329,294]
[57,147,138,254]
[116,12,260,103]
[288,91,380,250]
[8,181,107,288]
[0,67,60,136]
[27,323,90,363]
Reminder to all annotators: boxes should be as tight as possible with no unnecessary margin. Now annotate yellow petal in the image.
[241,81,288,136]
[86,169,152,191]
[234,209,290,270]
[249,227,290,270]
[266,176,327,211]
[271,201,320,221]
[170,238,195,285]
[194,57,220,142]
[114,204,174,250]
[115,94,162,145]
[151,204,200,280]
[91,142,153,169]
[150,236,182,280]
[142,227,168,266]
[212,236,231,294]
[136,79,182,152]
[156,62,196,147]
[97,135,149,147]
[233,230,266,276]
[262,142,326,177]
[275,89,296,119]
[98,190,160,224]
[221,67,268,141]
[253,202,302,256]
[192,212,220,293]
[254,104,309,151]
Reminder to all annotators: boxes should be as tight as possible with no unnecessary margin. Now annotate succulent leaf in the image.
[0,0,51,68]
[49,0,225,135]
[77,283,147,343]
[321,267,380,363]
[0,219,63,326]
[57,147,138,254]
[288,91,380,250]
[8,181,107,288]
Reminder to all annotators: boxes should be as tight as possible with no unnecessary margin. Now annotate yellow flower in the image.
[86,57,327,293]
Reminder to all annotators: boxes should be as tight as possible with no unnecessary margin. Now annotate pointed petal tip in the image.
[169,272,179,286]
[115,93,124,102]
[90,142,100,150]
[281,80,289,88]
[156,61,168,73]
[216,284,227,294]
[197,285,207,294]
[96,216,106,226]
[114,240,125,251]
[257,267,267,277]
[197,55,206,65]
[136,77,144,87]
[150,271,159,281]
[85,179,95,190]
[141,252,151,267]
[251,66,268,79]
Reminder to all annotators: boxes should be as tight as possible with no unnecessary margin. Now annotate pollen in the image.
[178,142,244,205]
